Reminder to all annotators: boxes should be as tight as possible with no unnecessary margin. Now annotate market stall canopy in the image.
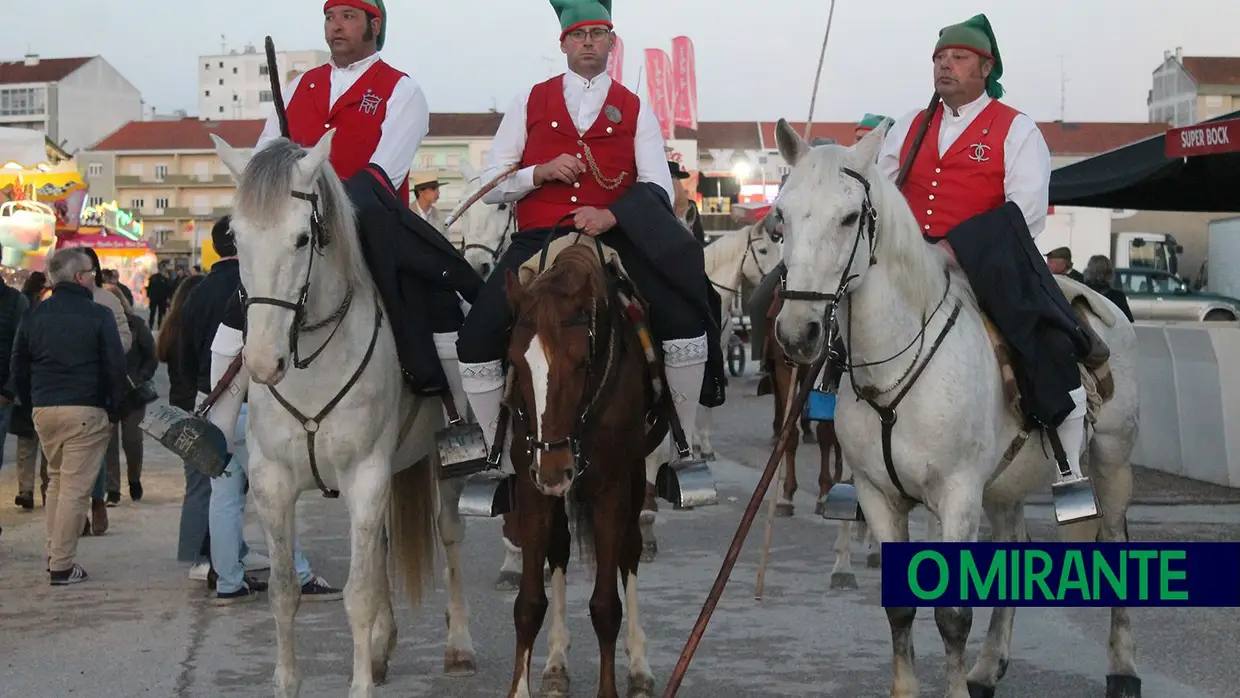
[1049,110,1240,213]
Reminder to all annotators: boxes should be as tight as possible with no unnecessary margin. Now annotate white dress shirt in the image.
[877,93,1053,236]
[256,52,429,189]
[480,69,674,207]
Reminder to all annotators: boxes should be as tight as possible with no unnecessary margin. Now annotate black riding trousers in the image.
[456,227,706,365]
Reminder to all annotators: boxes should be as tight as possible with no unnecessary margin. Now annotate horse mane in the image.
[233,138,371,289]
[702,224,751,273]
[523,243,608,350]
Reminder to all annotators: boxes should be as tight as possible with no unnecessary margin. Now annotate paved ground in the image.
[1,366,1237,697]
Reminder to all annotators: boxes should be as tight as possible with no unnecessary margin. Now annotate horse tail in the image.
[388,455,438,607]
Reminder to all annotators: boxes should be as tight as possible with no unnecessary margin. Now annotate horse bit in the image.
[241,188,384,499]
[776,167,961,503]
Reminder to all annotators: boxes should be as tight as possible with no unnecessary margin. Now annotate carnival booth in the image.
[59,202,157,307]
[0,129,74,272]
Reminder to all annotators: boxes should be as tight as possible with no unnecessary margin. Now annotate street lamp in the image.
[731,160,751,182]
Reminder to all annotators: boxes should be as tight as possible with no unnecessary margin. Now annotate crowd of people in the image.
[0,224,341,601]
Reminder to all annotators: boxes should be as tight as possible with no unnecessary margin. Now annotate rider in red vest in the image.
[455,0,724,477]
[876,14,1095,516]
[253,0,476,417]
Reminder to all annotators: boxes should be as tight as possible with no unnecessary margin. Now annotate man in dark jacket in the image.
[10,248,126,585]
[180,216,241,398]
[0,275,30,469]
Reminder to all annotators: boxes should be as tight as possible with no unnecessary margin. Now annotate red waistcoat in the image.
[285,59,409,203]
[899,99,1020,239]
[516,75,640,231]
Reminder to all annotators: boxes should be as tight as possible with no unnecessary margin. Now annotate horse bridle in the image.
[240,190,353,371]
[776,166,961,503]
[239,186,382,499]
[711,225,782,296]
[511,241,625,487]
[459,201,517,271]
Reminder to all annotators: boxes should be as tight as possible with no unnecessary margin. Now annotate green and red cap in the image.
[934,13,1004,99]
[324,0,387,50]
[551,0,614,40]
[855,113,890,133]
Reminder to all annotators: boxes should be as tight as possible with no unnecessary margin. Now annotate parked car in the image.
[1114,267,1240,322]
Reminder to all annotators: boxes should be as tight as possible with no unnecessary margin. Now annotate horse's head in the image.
[213,130,359,384]
[741,221,783,287]
[458,163,514,278]
[504,244,609,497]
[771,117,890,362]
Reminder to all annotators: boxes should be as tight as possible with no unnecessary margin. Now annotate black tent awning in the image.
[1049,110,1240,213]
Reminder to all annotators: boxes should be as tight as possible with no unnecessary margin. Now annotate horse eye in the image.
[841,212,860,228]
[757,246,768,254]
[296,233,311,248]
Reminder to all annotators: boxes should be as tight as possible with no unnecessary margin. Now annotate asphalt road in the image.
[1,366,1237,697]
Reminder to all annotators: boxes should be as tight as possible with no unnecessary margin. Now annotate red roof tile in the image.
[695,122,762,150]
[1037,121,1168,155]
[1181,57,1240,87]
[0,56,93,85]
[90,118,266,151]
[428,112,504,138]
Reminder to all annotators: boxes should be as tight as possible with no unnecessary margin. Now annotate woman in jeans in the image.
[157,276,214,574]
[103,285,158,505]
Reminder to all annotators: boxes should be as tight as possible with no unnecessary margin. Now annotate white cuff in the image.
[210,325,244,357]
[663,334,709,368]
[459,360,505,394]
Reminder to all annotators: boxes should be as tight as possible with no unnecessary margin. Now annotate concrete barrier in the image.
[1131,321,1240,488]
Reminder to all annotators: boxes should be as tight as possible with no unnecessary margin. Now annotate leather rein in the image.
[241,187,383,499]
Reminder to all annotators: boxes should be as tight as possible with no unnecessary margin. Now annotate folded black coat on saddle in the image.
[608,182,727,408]
[344,165,484,396]
[945,202,1091,428]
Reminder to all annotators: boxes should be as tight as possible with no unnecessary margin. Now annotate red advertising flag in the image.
[671,36,698,131]
[644,48,674,140]
[606,34,625,85]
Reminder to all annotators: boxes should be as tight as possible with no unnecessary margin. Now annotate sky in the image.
[11,0,1240,124]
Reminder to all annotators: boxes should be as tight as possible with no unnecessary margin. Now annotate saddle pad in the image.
[1054,275,1117,329]
[517,235,630,287]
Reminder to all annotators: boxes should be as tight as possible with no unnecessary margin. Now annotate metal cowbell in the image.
[140,404,230,478]
[436,394,490,481]
[819,482,864,522]
[458,471,514,518]
[655,457,719,510]
[1051,476,1101,525]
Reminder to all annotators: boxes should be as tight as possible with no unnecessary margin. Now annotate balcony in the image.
[114,174,235,187]
[138,206,232,221]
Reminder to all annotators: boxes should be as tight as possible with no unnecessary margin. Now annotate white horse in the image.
[695,223,782,460]
[458,161,516,278]
[771,119,1141,698]
[212,131,478,698]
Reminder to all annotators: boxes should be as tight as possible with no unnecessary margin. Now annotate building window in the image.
[218,79,224,86]
[259,64,269,76]
[155,197,169,210]
[0,87,47,117]
[218,61,224,68]
[259,90,273,102]
[419,154,436,168]
[232,66,238,74]
[130,198,145,210]
[87,163,103,177]
[446,153,462,168]
[128,163,143,176]
[154,165,168,181]
[1206,95,1224,107]
[88,196,105,207]
[218,106,224,114]
[205,89,211,97]
[232,94,239,102]
[204,62,210,70]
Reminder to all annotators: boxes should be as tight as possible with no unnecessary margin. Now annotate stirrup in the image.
[1051,475,1100,525]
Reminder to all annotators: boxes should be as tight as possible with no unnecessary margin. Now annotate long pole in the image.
[803,0,838,141]
[753,365,799,599]
[661,349,830,697]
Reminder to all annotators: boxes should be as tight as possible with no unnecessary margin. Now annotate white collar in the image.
[565,69,610,91]
[332,52,381,74]
[944,92,991,119]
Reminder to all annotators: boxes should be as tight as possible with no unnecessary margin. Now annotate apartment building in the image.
[79,118,263,264]
[198,44,329,120]
[0,54,143,154]
[1148,48,1240,127]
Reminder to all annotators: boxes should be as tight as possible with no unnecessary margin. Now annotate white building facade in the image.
[198,44,329,120]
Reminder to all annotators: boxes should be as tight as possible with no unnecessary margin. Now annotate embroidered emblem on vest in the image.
[604,104,622,124]
[360,89,383,115]
[968,143,992,162]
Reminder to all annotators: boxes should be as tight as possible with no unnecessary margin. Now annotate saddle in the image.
[984,275,1116,425]
[517,234,631,287]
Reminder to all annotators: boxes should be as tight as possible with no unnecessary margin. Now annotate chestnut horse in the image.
[502,242,659,698]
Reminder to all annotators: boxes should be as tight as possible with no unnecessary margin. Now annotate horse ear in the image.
[852,118,891,166]
[775,118,809,167]
[211,134,248,182]
[300,129,336,180]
